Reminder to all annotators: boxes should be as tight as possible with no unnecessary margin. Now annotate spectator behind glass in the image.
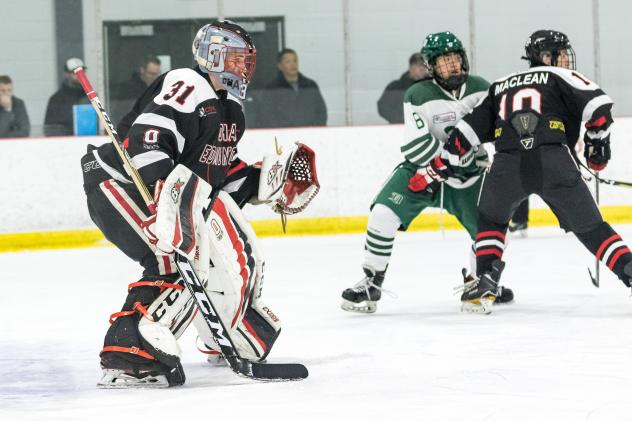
[377,53,430,124]
[44,58,89,136]
[258,48,327,128]
[111,55,162,124]
[0,75,30,138]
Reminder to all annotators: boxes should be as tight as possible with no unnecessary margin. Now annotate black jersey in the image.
[92,66,247,193]
[453,66,613,152]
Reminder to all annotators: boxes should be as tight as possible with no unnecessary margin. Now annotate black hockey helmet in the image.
[522,30,576,70]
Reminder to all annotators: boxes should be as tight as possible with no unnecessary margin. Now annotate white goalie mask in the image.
[192,21,257,99]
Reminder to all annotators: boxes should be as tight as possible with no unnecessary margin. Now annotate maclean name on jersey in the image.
[494,72,550,96]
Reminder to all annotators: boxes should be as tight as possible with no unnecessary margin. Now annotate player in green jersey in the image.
[341,31,513,313]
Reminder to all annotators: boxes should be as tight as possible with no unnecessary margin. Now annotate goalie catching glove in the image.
[257,142,320,214]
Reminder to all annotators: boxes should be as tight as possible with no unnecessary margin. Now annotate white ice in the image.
[3,225,632,421]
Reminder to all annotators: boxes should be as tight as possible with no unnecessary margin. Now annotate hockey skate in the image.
[97,349,185,389]
[460,268,513,305]
[341,266,387,313]
[459,260,506,314]
[508,221,528,238]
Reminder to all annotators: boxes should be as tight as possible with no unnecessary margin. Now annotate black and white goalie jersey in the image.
[93,66,248,194]
[452,66,613,152]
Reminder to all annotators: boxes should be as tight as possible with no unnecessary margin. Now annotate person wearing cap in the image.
[377,53,431,124]
[43,57,89,136]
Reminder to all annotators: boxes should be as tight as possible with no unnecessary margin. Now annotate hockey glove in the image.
[584,137,611,171]
[584,111,613,171]
[444,129,475,167]
[408,156,454,194]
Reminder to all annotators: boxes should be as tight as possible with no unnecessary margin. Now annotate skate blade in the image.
[207,354,228,366]
[97,369,170,389]
[341,299,377,314]
[461,297,495,314]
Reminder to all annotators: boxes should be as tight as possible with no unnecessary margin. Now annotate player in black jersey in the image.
[80,21,319,387]
[415,29,632,314]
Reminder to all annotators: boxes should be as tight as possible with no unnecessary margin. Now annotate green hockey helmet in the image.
[421,31,469,91]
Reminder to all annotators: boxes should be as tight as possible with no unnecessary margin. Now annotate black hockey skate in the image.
[460,260,506,314]
[98,351,185,389]
[341,266,387,313]
[508,221,528,238]
[461,268,513,306]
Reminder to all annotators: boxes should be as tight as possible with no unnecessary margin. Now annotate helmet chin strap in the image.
[207,73,224,91]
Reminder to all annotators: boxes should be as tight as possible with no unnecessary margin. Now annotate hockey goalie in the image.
[91,145,317,388]
[79,21,319,388]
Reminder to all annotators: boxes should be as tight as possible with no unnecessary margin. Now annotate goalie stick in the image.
[75,68,308,381]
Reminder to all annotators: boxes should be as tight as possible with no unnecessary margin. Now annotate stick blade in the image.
[235,360,308,381]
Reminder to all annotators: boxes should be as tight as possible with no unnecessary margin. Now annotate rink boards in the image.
[2,122,632,252]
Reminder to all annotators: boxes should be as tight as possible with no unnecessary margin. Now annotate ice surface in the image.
[2,226,632,421]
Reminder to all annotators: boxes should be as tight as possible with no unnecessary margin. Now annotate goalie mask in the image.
[421,31,469,92]
[522,29,576,70]
[192,21,257,99]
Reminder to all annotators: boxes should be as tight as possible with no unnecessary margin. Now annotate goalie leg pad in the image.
[194,191,281,361]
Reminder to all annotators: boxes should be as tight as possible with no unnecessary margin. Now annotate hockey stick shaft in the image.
[579,161,632,188]
[594,171,600,286]
[76,69,306,380]
[74,68,155,212]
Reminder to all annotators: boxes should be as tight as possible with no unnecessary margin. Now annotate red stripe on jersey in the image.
[226,160,247,177]
[475,248,503,258]
[103,180,144,226]
[242,318,267,353]
[596,234,620,260]
[212,198,249,328]
[607,247,631,270]
[476,231,506,241]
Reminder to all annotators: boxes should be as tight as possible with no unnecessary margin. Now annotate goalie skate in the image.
[97,369,170,389]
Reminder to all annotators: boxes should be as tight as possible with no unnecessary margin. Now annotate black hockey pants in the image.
[474,144,632,284]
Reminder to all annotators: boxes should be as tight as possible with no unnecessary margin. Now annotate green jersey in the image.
[401,75,490,187]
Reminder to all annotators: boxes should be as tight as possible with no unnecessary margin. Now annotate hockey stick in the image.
[75,68,308,381]
[587,170,600,288]
[579,161,632,188]
[73,69,155,211]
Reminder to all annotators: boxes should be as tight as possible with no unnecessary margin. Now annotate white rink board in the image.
[2,122,632,233]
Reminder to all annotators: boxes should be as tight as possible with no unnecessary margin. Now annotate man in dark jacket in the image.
[111,55,162,124]
[43,58,89,136]
[258,48,327,128]
[0,75,30,138]
[377,53,430,124]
